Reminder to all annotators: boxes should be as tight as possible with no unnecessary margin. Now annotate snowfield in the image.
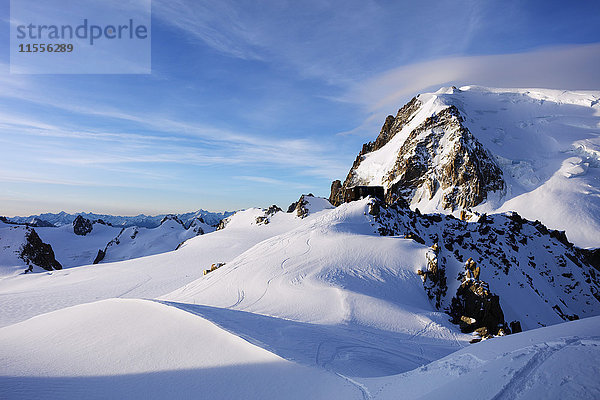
[0,223,32,277]
[0,299,364,400]
[1,195,599,399]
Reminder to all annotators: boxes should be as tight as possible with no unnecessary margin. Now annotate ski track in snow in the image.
[490,337,600,400]
[155,300,440,378]
[116,273,152,298]
[335,373,373,400]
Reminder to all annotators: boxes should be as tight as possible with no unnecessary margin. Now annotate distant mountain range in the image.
[6,209,234,229]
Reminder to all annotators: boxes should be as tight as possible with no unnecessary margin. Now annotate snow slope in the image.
[351,86,600,247]
[2,300,597,399]
[0,217,211,270]
[99,217,210,264]
[1,196,599,398]
[0,222,30,276]
[0,204,324,327]
[162,200,471,378]
[35,222,121,267]
[363,315,600,400]
[0,298,362,400]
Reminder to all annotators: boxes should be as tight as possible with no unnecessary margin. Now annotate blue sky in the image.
[1,0,599,216]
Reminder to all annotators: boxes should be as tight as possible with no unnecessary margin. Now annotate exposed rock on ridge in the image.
[73,215,93,236]
[331,97,505,211]
[20,228,62,272]
[367,198,600,330]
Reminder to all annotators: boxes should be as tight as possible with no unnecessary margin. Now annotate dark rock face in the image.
[216,219,228,231]
[20,228,62,271]
[577,248,600,271]
[290,194,313,219]
[160,214,185,227]
[344,186,384,203]
[73,215,93,236]
[329,180,342,206]
[330,98,505,210]
[383,106,505,210]
[510,320,522,334]
[450,280,505,335]
[93,249,105,264]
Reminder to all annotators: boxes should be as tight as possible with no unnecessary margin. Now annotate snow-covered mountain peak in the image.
[159,214,185,228]
[331,86,600,247]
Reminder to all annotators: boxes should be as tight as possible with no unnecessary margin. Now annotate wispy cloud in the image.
[340,43,600,135]
[0,87,349,183]
[360,43,600,110]
[235,175,313,190]
[152,0,483,83]
[153,0,264,60]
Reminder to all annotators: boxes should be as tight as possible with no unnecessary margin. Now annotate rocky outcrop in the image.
[329,180,342,206]
[417,242,448,309]
[216,219,228,231]
[288,194,314,219]
[330,98,505,210]
[20,228,62,271]
[383,106,505,209]
[450,280,506,336]
[160,214,185,227]
[73,215,93,236]
[93,219,112,226]
[256,205,282,225]
[93,249,105,264]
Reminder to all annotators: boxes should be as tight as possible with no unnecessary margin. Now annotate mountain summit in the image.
[331,86,600,247]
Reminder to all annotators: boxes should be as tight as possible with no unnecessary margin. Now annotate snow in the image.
[35,222,121,267]
[0,222,29,276]
[303,194,336,214]
[100,218,205,264]
[160,202,472,377]
[0,204,327,327]
[0,218,211,270]
[362,315,600,400]
[0,195,599,398]
[0,298,363,400]
[352,86,600,247]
